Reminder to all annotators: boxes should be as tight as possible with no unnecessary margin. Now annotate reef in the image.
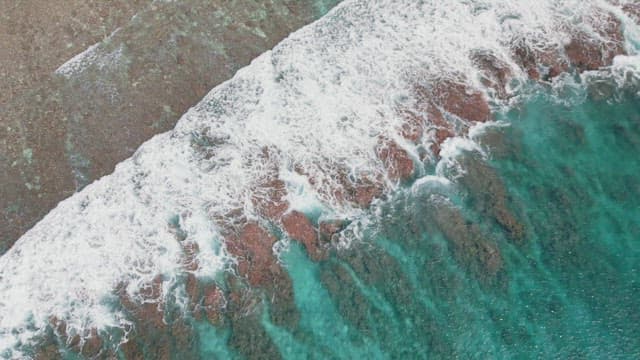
[0,0,341,254]
[3,2,636,358]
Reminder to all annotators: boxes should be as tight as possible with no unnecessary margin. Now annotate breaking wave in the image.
[1,0,638,357]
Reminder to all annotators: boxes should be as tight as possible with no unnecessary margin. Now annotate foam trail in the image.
[1,0,638,356]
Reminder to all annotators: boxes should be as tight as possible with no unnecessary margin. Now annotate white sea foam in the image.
[54,39,125,78]
[54,43,101,77]
[2,0,639,356]
[411,176,453,194]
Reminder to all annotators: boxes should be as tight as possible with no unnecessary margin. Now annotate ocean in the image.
[0,0,639,358]
[230,86,640,359]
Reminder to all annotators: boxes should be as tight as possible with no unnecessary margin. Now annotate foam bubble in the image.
[1,0,638,356]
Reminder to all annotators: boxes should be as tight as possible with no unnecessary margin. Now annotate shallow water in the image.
[2,1,639,358]
[187,86,640,359]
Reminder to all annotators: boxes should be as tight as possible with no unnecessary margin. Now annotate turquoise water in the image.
[186,83,640,359]
[37,79,637,360]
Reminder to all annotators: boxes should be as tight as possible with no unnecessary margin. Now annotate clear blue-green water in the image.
[190,85,640,359]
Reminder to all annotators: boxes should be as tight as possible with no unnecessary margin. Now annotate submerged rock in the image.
[511,10,625,77]
[115,276,202,359]
[320,260,374,336]
[399,109,426,142]
[185,273,226,325]
[318,219,349,246]
[225,223,280,288]
[512,43,569,81]
[222,275,286,359]
[252,149,291,220]
[323,169,386,208]
[564,12,625,72]
[458,152,526,242]
[349,178,386,208]
[45,319,105,359]
[252,176,290,220]
[118,276,166,330]
[409,79,491,158]
[78,328,103,358]
[282,210,325,261]
[376,139,415,181]
[471,51,513,98]
[225,222,299,329]
[181,241,200,271]
[432,80,491,123]
[430,127,456,157]
[428,198,504,278]
[202,285,226,325]
[33,344,62,360]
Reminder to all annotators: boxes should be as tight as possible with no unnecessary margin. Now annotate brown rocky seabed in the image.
[0,0,340,253]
